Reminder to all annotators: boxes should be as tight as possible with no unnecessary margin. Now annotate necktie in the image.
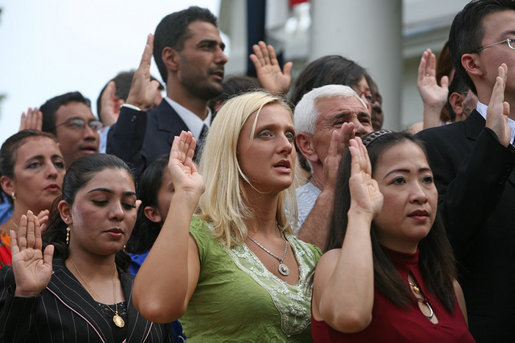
[195,124,209,163]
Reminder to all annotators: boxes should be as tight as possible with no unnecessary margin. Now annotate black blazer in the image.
[107,100,190,177]
[0,259,174,343]
[417,110,515,343]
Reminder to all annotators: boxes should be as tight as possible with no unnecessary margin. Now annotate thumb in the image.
[440,75,449,90]
[43,245,54,267]
[283,61,293,76]
[504,101,510,117]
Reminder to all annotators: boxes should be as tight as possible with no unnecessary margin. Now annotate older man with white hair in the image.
[294,84,373,249]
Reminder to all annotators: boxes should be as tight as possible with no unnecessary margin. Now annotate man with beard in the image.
[107,6,227,176]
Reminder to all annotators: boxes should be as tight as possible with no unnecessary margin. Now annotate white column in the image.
[310,0,402,130]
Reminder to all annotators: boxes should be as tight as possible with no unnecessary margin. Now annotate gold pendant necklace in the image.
[111,308,125,328]
[70,259,125,328]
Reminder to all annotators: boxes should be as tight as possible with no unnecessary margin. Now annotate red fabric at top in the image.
[311,249,475,343]
[290,0,308,8]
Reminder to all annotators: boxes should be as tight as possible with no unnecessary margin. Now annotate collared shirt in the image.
[164,97,211,141]
[476,101,515,143]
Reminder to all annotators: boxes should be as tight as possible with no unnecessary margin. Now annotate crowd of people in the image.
[0,0,514,341]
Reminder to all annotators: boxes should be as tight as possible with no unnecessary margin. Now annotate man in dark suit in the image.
[107,7,227,176]
[107,7,292,176]
[417,1,515,341]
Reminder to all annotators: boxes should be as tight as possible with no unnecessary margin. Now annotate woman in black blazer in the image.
[0,153,174,343]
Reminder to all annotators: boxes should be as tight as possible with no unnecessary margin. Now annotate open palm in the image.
[250,41,292,95]
[348,138,383,217]
[168,131,205,200]
[11,211,54,297]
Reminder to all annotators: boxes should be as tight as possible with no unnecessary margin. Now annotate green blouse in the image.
[180,217,321,342]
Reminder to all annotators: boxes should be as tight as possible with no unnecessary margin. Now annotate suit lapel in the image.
[47,259,112,342]
[154,100,189,139]
[465,110,515,186]
[464,109,486,141]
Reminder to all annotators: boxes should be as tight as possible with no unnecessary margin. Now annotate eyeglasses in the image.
[53,117,103,131]
[476,38,515,53]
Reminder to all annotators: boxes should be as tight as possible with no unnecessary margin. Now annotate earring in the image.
[123,244,127,252]
[11,192,16,201]
[66,226,70,245]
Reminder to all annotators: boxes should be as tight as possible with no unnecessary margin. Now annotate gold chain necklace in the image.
[70,259,125,328]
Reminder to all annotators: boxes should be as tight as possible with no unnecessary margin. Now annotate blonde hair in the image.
[198,91,297,247]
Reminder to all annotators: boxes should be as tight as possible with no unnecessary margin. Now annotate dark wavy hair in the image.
[290,55,367,108]
[325,131,457,311]
[126,156,169,254]
[42,153,135,271]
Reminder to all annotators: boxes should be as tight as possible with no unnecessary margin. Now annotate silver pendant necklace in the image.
[248,234,290,276]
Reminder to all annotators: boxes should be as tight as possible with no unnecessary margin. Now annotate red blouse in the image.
[312,249,475,343]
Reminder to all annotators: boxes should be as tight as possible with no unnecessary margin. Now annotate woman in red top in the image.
[311,131,475,342]
[0,130,65,267]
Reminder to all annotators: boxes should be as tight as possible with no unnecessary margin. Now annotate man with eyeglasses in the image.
[416,1,515,341]
[41,91,101,168]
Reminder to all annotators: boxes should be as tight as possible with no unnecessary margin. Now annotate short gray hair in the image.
[294,84,366,134]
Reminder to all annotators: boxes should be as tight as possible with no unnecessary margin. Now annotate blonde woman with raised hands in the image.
[133,91,321,342]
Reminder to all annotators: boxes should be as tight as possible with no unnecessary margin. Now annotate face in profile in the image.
[177,20,228,101]
[371,140,437,253]
[475,10,515,94]
[237,103,296,194]
[6,136,65,213]
[61,168,138,257]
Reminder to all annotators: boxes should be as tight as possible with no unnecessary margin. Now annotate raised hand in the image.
[348,138,383,218]
[19,107,42,131]
[37,209,49,232]
[322,122,355,190]
[11,211,54,297]
[486,63,511,147]
[126,34,161,110]
[417,49,449,109]
[99,81,120,126]
[250,41,293,95]
[168,131,205,201]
